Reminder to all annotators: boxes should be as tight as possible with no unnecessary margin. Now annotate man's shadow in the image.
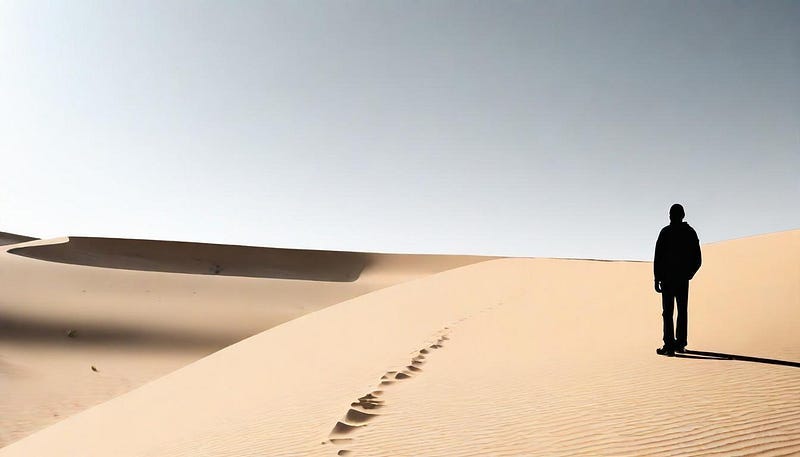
[676,349,800,368]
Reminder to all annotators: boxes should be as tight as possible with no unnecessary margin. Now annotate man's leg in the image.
[661,283,676,349]
[675,280,689,349]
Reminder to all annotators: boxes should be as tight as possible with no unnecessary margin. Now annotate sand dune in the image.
[10,237,367,281]
[0,232,37,246]
[0,236,489,447]
[9,236,496,282]
[2,230,797,456]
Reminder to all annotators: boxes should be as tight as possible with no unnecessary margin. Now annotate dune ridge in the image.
[0,236,491,447]
[8,236,494,281]
[2,230,797,456]
[0,232,37,246]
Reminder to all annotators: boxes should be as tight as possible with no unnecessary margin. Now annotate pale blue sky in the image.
[1,1,797,260]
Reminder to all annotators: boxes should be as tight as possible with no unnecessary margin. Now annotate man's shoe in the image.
[674,346,686,353]
[656,346,675,356]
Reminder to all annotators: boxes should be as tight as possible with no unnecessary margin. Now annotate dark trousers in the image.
[662,280,689,348]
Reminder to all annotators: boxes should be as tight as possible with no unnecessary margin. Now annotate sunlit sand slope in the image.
[2,231,798,456]
[0,236,488,447]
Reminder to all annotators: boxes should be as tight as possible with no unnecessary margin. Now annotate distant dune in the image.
[0,236,490,447]
[1,230,797,456]
[9,237,495,281]
[0,232,37,246]
[10,237,368,281]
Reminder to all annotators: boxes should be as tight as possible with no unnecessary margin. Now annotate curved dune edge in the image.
[7,236,496,281]
[0,231,37,247]
[0,239,491,447]
[2,230,798,456]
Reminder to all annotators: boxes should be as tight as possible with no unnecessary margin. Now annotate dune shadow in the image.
[682,349,800,368]
[0,231,38,247]
[0,310,242,350]
[9,237,367,281]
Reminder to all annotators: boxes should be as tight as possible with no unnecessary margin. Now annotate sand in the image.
[1,230,798,456]
[0,236,487,447]
[0,232,37,246]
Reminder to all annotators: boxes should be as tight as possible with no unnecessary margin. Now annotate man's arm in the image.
[654,230,664,280]
[689,229,702,279]
[654,231,664,292]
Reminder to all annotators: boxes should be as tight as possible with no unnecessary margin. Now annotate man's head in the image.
[669,203,685,223]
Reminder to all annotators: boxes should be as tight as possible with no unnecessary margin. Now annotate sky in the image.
[0,1,797,260]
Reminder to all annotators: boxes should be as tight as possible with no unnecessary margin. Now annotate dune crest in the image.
[8,237,492,281]
[0,231,37,247]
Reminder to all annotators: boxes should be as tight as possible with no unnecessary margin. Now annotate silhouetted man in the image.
[654,204,702,356]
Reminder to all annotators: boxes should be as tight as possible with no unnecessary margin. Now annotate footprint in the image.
[380,371,397,380]
[345,408,378,424]
[352,401,382,410]
[395,372,411,380]
[330,422,364,436]
[351,393,384,410]
[329,438,352,445]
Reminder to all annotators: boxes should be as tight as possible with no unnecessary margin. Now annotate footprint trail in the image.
[324,328,451,455]
[323,301,506,455]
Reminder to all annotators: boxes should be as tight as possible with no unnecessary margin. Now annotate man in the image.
[654,204,702,356]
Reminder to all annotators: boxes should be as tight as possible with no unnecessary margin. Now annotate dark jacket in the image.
[654,222,702,282]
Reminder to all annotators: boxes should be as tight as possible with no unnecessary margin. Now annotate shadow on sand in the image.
[676,349,800,368]
[0,310,239,350]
